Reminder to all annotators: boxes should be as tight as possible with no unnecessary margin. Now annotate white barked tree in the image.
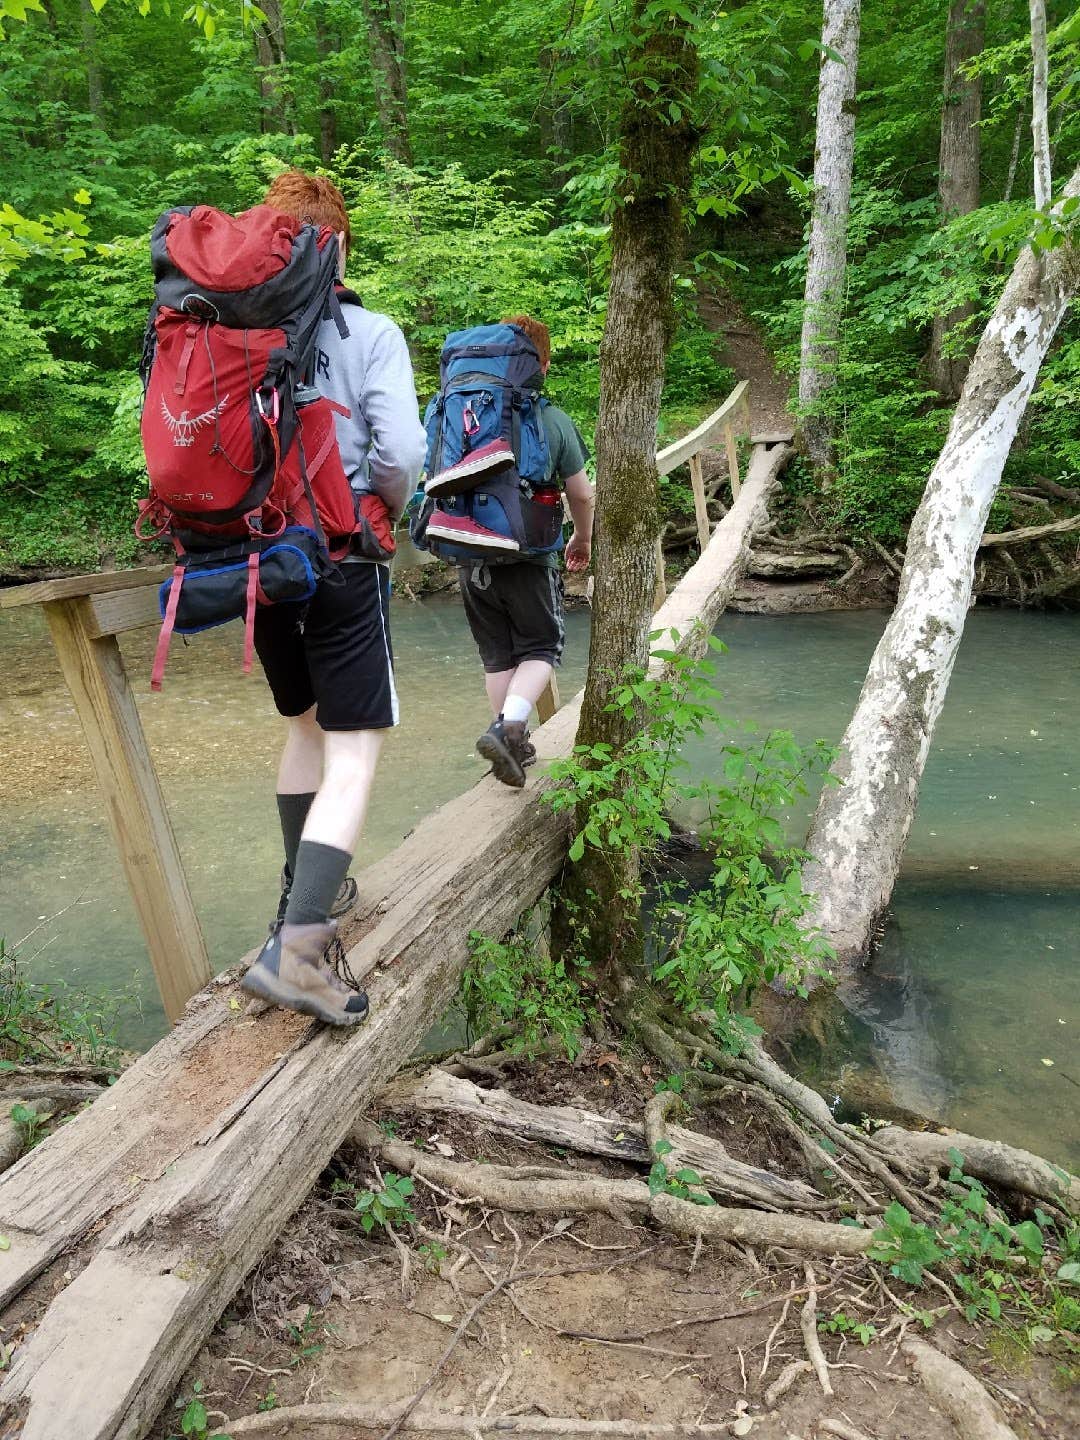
[798,0,862,476]
[800,163,1080,968]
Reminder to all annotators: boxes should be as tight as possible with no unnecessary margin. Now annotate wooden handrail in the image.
[0,563,170,610]
[655,378,750,477]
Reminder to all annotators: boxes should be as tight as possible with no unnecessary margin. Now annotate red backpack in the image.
[137,203,395,689]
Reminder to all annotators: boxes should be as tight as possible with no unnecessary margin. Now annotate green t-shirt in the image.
[523,404,591,568]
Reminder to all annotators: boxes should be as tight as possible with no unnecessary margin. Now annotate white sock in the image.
[501,693,533,725]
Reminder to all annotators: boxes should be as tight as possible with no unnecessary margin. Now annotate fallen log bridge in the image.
[0,441,791,1440]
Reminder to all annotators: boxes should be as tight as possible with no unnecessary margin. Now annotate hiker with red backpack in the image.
[138,170,425,1026]
[411,314,594,787]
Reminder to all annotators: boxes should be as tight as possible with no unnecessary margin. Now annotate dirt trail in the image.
[148,1056,1078,1440]
[699,288,793,437]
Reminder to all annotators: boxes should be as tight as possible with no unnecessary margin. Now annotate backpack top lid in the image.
[440,322,542,391]
[149,204,341,331]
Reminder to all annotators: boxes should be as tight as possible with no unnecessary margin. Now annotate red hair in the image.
[502,314,550,369]
[264,170,351,250]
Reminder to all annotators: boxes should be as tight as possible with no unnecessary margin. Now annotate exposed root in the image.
[353,1121,876,1258]
[763,1359,811,1407]
[870,1126,1080,1216]
[818,1420,877,1440]
[799,1262,832,1396]
[902,1337,1021,1440]
[226,1407,739,1436]
[383,1068,825,1211]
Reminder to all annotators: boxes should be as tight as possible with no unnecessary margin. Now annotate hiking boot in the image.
[521,735,537,768]
[476,717,531,789]
[241,920,369,1026]
[274,867,359,931]
[425,508,520,552]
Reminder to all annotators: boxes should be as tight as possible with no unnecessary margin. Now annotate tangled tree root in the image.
[902,1337,1021,1440]
[353,1119,875,1258]
[870,1126,1080,1216]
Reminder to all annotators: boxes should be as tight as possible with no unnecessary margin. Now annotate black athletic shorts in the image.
[254,560,398,730]
[458,561,565,672]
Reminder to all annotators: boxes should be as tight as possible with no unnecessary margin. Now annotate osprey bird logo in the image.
[160,393,230,447]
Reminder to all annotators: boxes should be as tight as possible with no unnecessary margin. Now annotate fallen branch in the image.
[979,513,1080,547]
[558,1282,812,1344]
[227,1407,738,1437]
[800,1263,832,1397]
[903,1337,1020,1440]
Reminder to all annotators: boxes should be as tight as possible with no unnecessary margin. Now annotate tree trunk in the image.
[798,0,861,477]
[315,3,338,163]
[79,0,103,120]
[555,8,700,986]
[800,166,1080,969]
[362,0,412,165]
[928,0,985,400]
[1030,0,1050,210]
[254,0,290,135]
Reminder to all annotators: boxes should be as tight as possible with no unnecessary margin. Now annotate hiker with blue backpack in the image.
[411,314,594,787]
[137,170,425,1026]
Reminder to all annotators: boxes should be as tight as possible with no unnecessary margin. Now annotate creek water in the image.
[0,599,1076,1168]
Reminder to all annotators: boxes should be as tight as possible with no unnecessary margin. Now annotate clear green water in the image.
[0,601,1076,1167]
[685,610,1080,1170]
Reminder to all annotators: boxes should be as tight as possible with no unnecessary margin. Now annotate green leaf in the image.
[182,1400,208,1435]
[1057,1261,1080,1285]
[0,1235,10,1251]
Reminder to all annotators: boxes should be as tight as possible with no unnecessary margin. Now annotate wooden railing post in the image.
[42,597,211,1022]
[723,423,741,500]
[535,673,561,724]
[689,451,710,550]
[653,534,668,609]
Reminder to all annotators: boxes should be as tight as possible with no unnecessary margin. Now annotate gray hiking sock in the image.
[285,840,353,927]
[277,792,316,877]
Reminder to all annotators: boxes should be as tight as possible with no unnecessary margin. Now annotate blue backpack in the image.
[410,323,564,564]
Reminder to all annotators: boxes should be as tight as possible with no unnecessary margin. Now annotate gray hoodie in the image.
[311,300,426,522]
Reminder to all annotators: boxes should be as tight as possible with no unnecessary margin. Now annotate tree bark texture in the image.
[559,6,700,980]
[798,0,861,476]
[315,2,338,163]
[254,0,290,134]
[362,0,413,164]
[1030,0,1050,210]
[79,0,103,120]
[800,166,1080,969]
[929,0,985,400]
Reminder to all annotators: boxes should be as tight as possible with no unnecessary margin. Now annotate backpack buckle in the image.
[256,387,280,425]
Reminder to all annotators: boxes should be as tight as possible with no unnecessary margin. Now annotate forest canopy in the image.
[1,0,1077,570]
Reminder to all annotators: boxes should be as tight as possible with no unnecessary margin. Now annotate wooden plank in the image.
[0,565,170,610]
[655,379,750,477]
[0,445,792,1440]
[724,423,741,501]
[83,584,162,639]
[535,672,561,724]
[41,598,211,1023]
[653,534,667,609]
[750,430,795,447]
[689,451,710,550]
